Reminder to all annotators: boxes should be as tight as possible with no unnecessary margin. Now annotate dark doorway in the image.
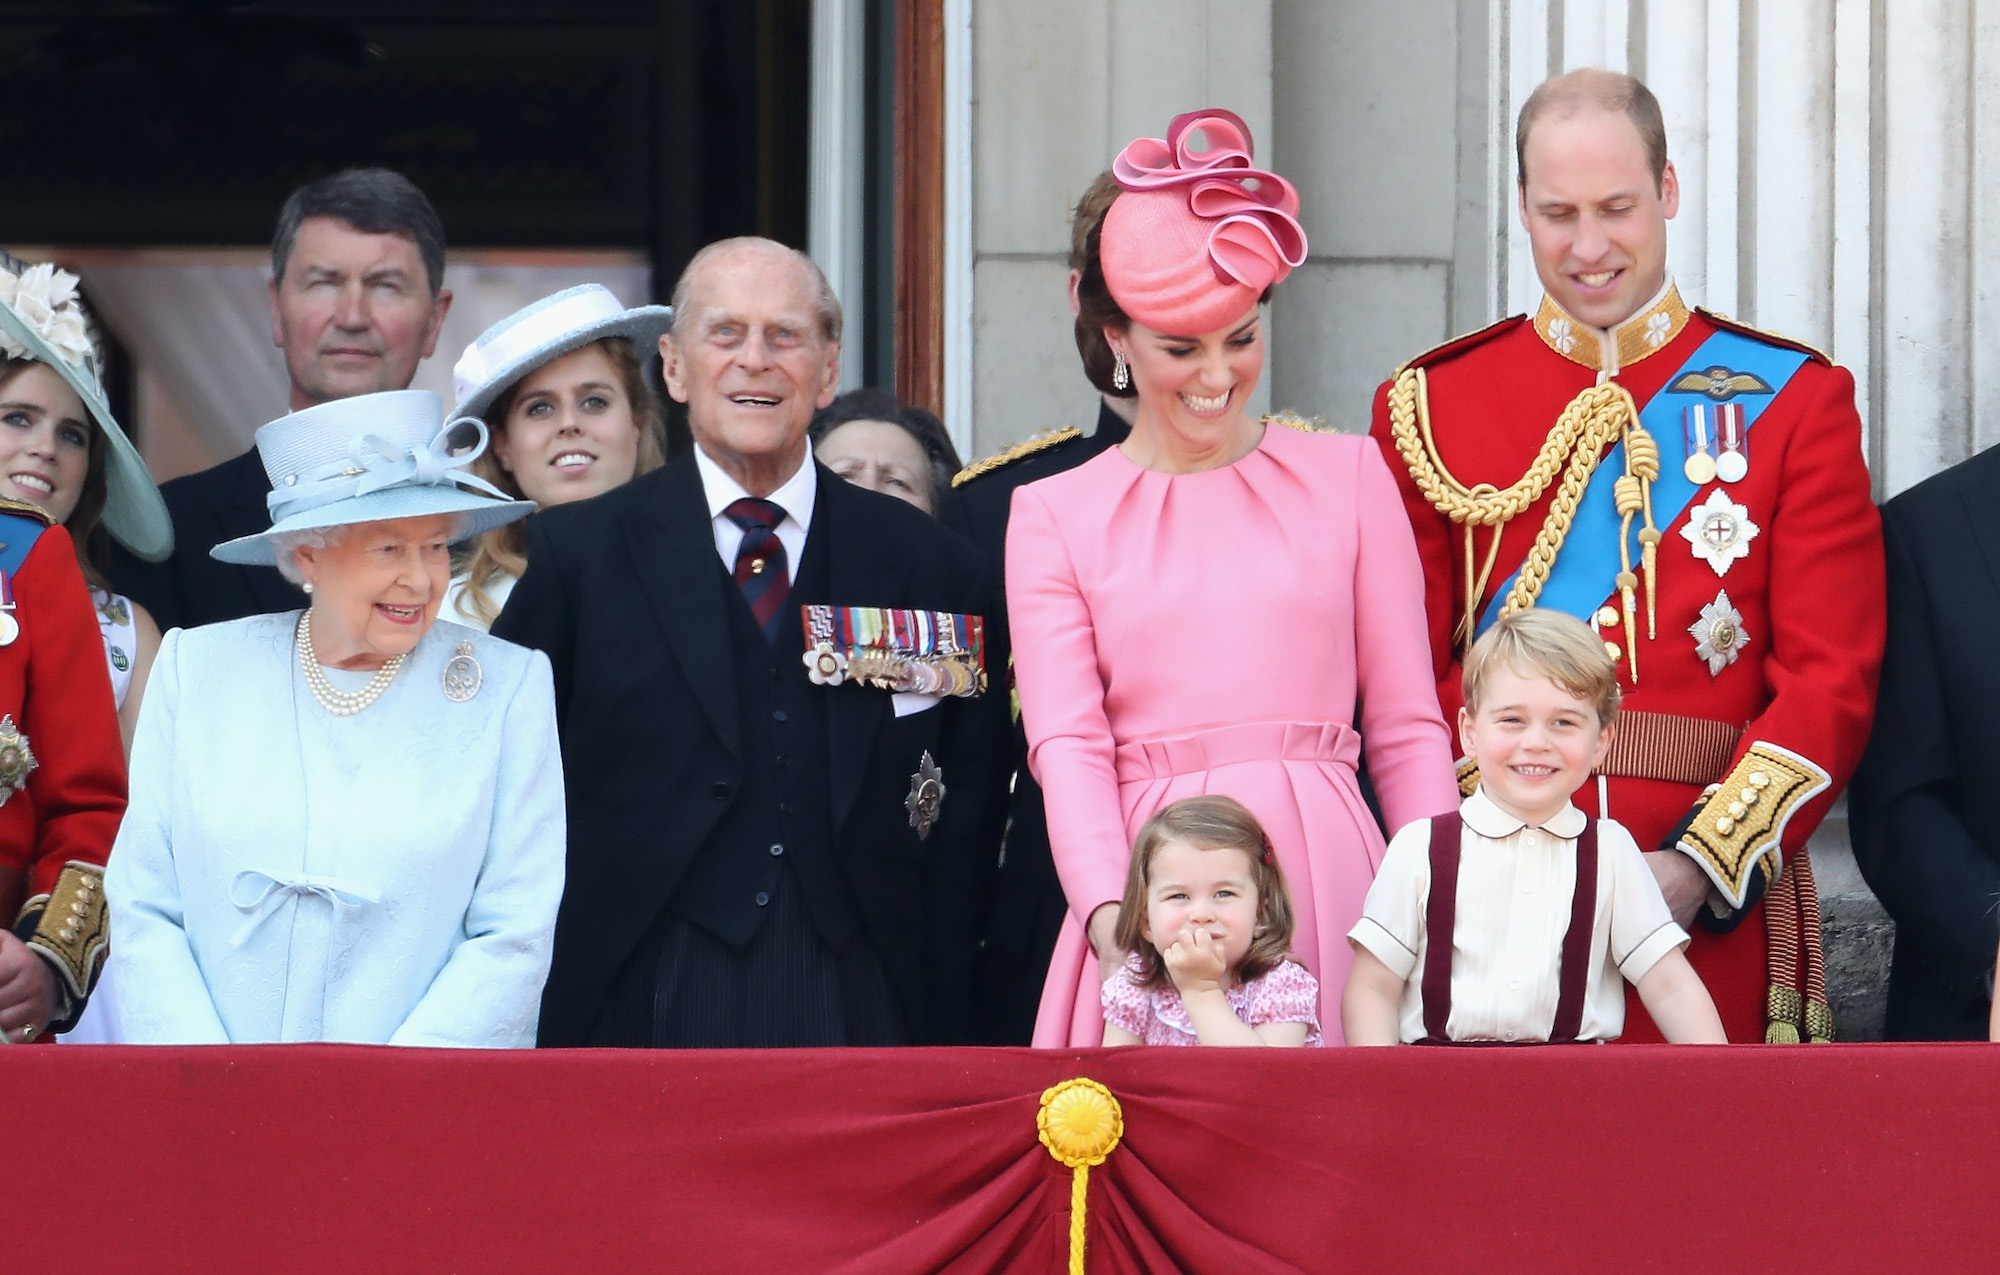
[0,1,812,302]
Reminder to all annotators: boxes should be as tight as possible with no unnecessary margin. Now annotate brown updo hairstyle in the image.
[1071,170,1276,397]
[453,334,667,626]
[1113,794,1297,991]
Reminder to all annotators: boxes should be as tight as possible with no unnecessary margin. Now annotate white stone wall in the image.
[965,1,1274,452]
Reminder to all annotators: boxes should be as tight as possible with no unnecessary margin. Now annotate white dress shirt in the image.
[1349,786,1689,1044]
[693,444,817,572]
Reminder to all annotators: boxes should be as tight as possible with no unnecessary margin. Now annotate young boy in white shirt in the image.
[1342,608,1726,1045]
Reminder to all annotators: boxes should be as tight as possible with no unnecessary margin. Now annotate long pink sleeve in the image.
[1349,444,1461,835]
[1006,482,1130,926]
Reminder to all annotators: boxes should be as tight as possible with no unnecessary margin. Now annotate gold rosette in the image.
[1038,1078,1124,1274]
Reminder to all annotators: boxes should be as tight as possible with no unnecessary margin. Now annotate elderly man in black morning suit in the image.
[496,236,1005,1048]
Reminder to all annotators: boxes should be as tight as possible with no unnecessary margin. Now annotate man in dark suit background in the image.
[112,167,454,629]
[947,170,1133,1044]
[497,236,1003,1048]
[1851,449,2000,1039]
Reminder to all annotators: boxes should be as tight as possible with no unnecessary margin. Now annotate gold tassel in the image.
[1039,1079,1125,1275]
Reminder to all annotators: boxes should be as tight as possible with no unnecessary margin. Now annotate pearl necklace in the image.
[296,611,405,716]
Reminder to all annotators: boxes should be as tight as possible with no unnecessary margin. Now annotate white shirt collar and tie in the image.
[693,443,817,572]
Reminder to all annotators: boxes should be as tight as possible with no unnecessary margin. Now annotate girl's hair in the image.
[0,356,113,590]
[1114,795,1296,991]
[454,335,666,625]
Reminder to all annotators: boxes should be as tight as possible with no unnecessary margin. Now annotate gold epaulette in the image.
[17,860,108,1031]
[1392,314,1525,377]
[952,426,1083,489]
[1696,308,1832,367]
[1676,742,1831,908]
[0,497,53,526]
[1265,410,1336,434]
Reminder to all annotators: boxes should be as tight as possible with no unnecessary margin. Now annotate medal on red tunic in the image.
[1682,405,1719,485]
[1715,402,1749,482]
[0,715,36,805]
[0,571,19,646]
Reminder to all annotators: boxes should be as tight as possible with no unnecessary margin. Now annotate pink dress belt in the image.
[1113,720,1360,782]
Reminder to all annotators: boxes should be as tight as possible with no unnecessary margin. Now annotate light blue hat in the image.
[209,389,536,566]
[450,283,673,422]
[0,263,174,561]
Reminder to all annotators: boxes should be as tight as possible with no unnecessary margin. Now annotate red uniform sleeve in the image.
[7,527,125,902]
[1676,364,1885,903]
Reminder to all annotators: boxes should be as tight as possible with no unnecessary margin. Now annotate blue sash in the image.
[0,510,46,578]
[1475,328,1810,636]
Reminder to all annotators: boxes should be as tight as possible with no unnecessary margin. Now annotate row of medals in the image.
[806,642,985,697]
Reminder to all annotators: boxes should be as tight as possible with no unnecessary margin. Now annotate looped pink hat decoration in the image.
[1101,108,1306,334]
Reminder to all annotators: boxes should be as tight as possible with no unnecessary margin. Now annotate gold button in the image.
[1596,606,1621,628]
[1716,816,1737,836]
[1727,801,1748,819]
[69,901,87,915]
[1741,788,1759,806]
[1749,771,1771,788]
[1604,641,1622,661]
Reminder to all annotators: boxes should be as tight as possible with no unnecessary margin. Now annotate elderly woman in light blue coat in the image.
[106,389,563,1046]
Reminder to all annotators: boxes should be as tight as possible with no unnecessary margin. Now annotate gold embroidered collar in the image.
[1532,278,1690,376]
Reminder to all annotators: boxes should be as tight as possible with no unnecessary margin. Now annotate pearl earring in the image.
[1111,349,1130,391]
[302,581,314,595]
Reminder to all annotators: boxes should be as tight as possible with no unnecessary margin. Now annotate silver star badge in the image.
[0,714,36,805]
[905,751,946,840]
[1680,489,1761,577]
[1689,590,1750,675]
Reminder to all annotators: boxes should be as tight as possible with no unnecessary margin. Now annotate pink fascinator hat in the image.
[1100,108,1307,335]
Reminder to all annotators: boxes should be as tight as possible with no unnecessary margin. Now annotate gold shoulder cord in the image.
[1386,367,1661,679]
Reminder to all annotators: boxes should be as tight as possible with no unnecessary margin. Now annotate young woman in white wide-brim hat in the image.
[104,388,568,1046]
[444,283,672,629]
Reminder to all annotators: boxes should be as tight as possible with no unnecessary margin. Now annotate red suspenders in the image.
[1418,811,1600,1045]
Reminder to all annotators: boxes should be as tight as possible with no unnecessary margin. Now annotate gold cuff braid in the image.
[1677,743,1831,910]
[18,861,108,1008]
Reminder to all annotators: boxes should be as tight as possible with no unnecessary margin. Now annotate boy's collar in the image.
[1463,785,1588,840]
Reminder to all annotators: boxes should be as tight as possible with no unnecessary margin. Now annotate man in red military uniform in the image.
[1368,68,1884,1042]
[0,499,122,1043]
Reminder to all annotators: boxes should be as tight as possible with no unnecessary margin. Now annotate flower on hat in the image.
[1111,109,1305,293]
[1099,109,1307,335]
[0,262,96,370]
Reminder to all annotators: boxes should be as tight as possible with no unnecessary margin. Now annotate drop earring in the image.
[1111,349,1130,390]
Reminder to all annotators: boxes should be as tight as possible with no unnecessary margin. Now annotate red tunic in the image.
[1368,287,1885,1042]
[0,509,124,1023]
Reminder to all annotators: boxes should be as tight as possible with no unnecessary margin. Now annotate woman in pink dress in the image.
[1010,109,1460,1046]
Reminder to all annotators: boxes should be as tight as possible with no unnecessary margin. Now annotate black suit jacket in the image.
[944,400,1130,1044]
[108,448,304,630]
[1851,445,2000,1039]
[495,454,1007,1046]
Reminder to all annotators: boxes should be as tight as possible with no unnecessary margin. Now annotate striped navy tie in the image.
[725,497,790,642]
